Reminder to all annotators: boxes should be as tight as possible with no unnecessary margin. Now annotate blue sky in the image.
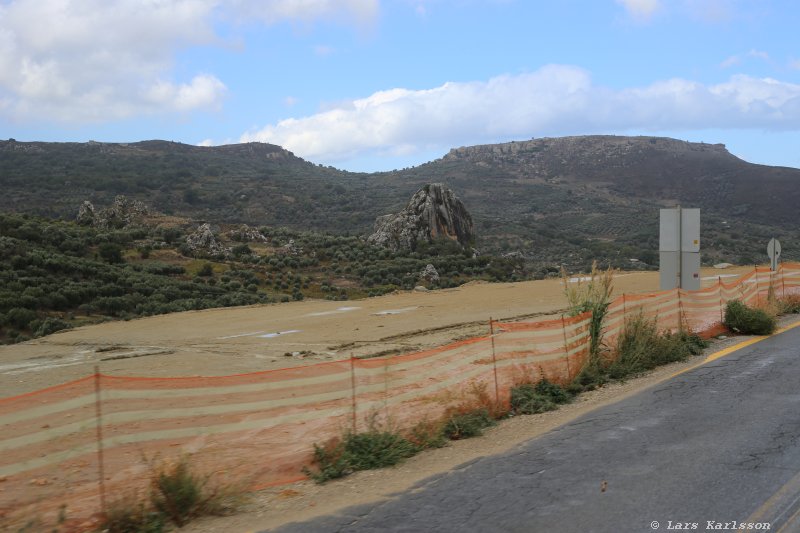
[1,0,800,171]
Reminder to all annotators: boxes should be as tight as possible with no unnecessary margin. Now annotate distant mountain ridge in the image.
[2,135,799,267]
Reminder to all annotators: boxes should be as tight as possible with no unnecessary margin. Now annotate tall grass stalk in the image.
[561,261,615,364]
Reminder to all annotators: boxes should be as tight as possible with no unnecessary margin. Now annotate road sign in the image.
[768,238,782,271]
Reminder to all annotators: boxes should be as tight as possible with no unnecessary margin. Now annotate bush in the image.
[510,379,572,415]
[441,409,495,440]
[32,317,72,338]
[150,457,241,527]
[510,385,556,414]
[5,307,37,329]
[103,500,166,533]
[607,314,707,380]
[724,300,776,335]
[98,456,242,532]
[305,424,419,483]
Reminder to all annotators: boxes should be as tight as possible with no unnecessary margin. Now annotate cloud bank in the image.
[0,0,377,123]
[240,65,800,163]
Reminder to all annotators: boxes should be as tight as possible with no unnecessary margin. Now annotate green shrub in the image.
[724,300,776,335]
[510,384,556,414]
[305,426,419,484]
[534,378,573,404]
[5,307,37,329]
[510,379,572,415]
[103,500,166,533]
[150,457,240,527]
[343,430,418,471]
[441,409,495,440]
[32,317,72,338]
[607,314,702,380]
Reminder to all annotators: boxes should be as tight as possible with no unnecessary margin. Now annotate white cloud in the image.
[227,0,378,27]
[0,0,376,124]
[720,55,740,68]
[616,0,661,20]
[240,66,800,163]
[145,75,227,113]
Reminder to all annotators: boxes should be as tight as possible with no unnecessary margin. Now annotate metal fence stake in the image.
[93,366,107,518]
[489,317,500,406]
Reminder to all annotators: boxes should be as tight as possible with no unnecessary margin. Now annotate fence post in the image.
[718,276,724,323]
[622,293,627,328]
[93,366,107,518]
[782,266,787,299]
[676,289,683,332]
[754,266,761,306]
[349,356,357,434]
[561,315,572,382]
[489,317,500,406]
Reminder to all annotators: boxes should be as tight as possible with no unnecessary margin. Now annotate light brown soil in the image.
[0,267,752,397]
[182,317,800,533]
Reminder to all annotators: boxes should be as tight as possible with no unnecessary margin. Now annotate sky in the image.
[1,0,800,172]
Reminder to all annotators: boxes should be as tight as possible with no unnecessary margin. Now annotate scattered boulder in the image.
[714,263,733,269]
[419,264,440,284]
[367,183,474,252]
[76,201,96,226]
[280,238,303,256]
[413,285,430,292]
[185,223,228,257]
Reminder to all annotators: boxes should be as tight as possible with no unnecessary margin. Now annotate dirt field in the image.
[0,266,753,397]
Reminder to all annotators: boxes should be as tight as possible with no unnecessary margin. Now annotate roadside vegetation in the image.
[723,299,777,335]
[100,456,244,533]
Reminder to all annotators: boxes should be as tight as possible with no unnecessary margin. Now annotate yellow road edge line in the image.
[716,318,800,527]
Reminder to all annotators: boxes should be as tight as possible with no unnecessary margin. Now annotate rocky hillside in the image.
[2,135,799,268]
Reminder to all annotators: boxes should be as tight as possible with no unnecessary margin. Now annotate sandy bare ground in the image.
[0,267,753,397]
[181,317,799,533]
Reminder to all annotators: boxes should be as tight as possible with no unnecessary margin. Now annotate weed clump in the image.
[441,409,496,440]
[562,261,615,366]
[724,300,777,335]
[569,313,708,391]
[778,294,800,314]
[607,314,706,380]
[510,378,573,415]
[304,425,419,483]
[103,500,165,533]
[98,456,243,532]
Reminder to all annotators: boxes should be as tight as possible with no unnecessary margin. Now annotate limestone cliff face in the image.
[367,184,474,251]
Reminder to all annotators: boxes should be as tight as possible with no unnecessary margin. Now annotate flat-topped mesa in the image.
[367,183,474,252]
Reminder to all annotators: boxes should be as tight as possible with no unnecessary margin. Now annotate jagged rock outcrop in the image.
[419,264,440,284]
[76,201,96,226]
[186,223,228,257]
[102,195,149,228]
[367,184,474,252]
[228,224,267,242]
[75,195,150,229]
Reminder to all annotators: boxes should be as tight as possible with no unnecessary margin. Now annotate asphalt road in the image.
[269,325,800,533]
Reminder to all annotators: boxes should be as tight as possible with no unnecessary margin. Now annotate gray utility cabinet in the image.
[659,207,700,291]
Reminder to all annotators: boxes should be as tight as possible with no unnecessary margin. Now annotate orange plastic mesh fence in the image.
[3,263,800,529]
